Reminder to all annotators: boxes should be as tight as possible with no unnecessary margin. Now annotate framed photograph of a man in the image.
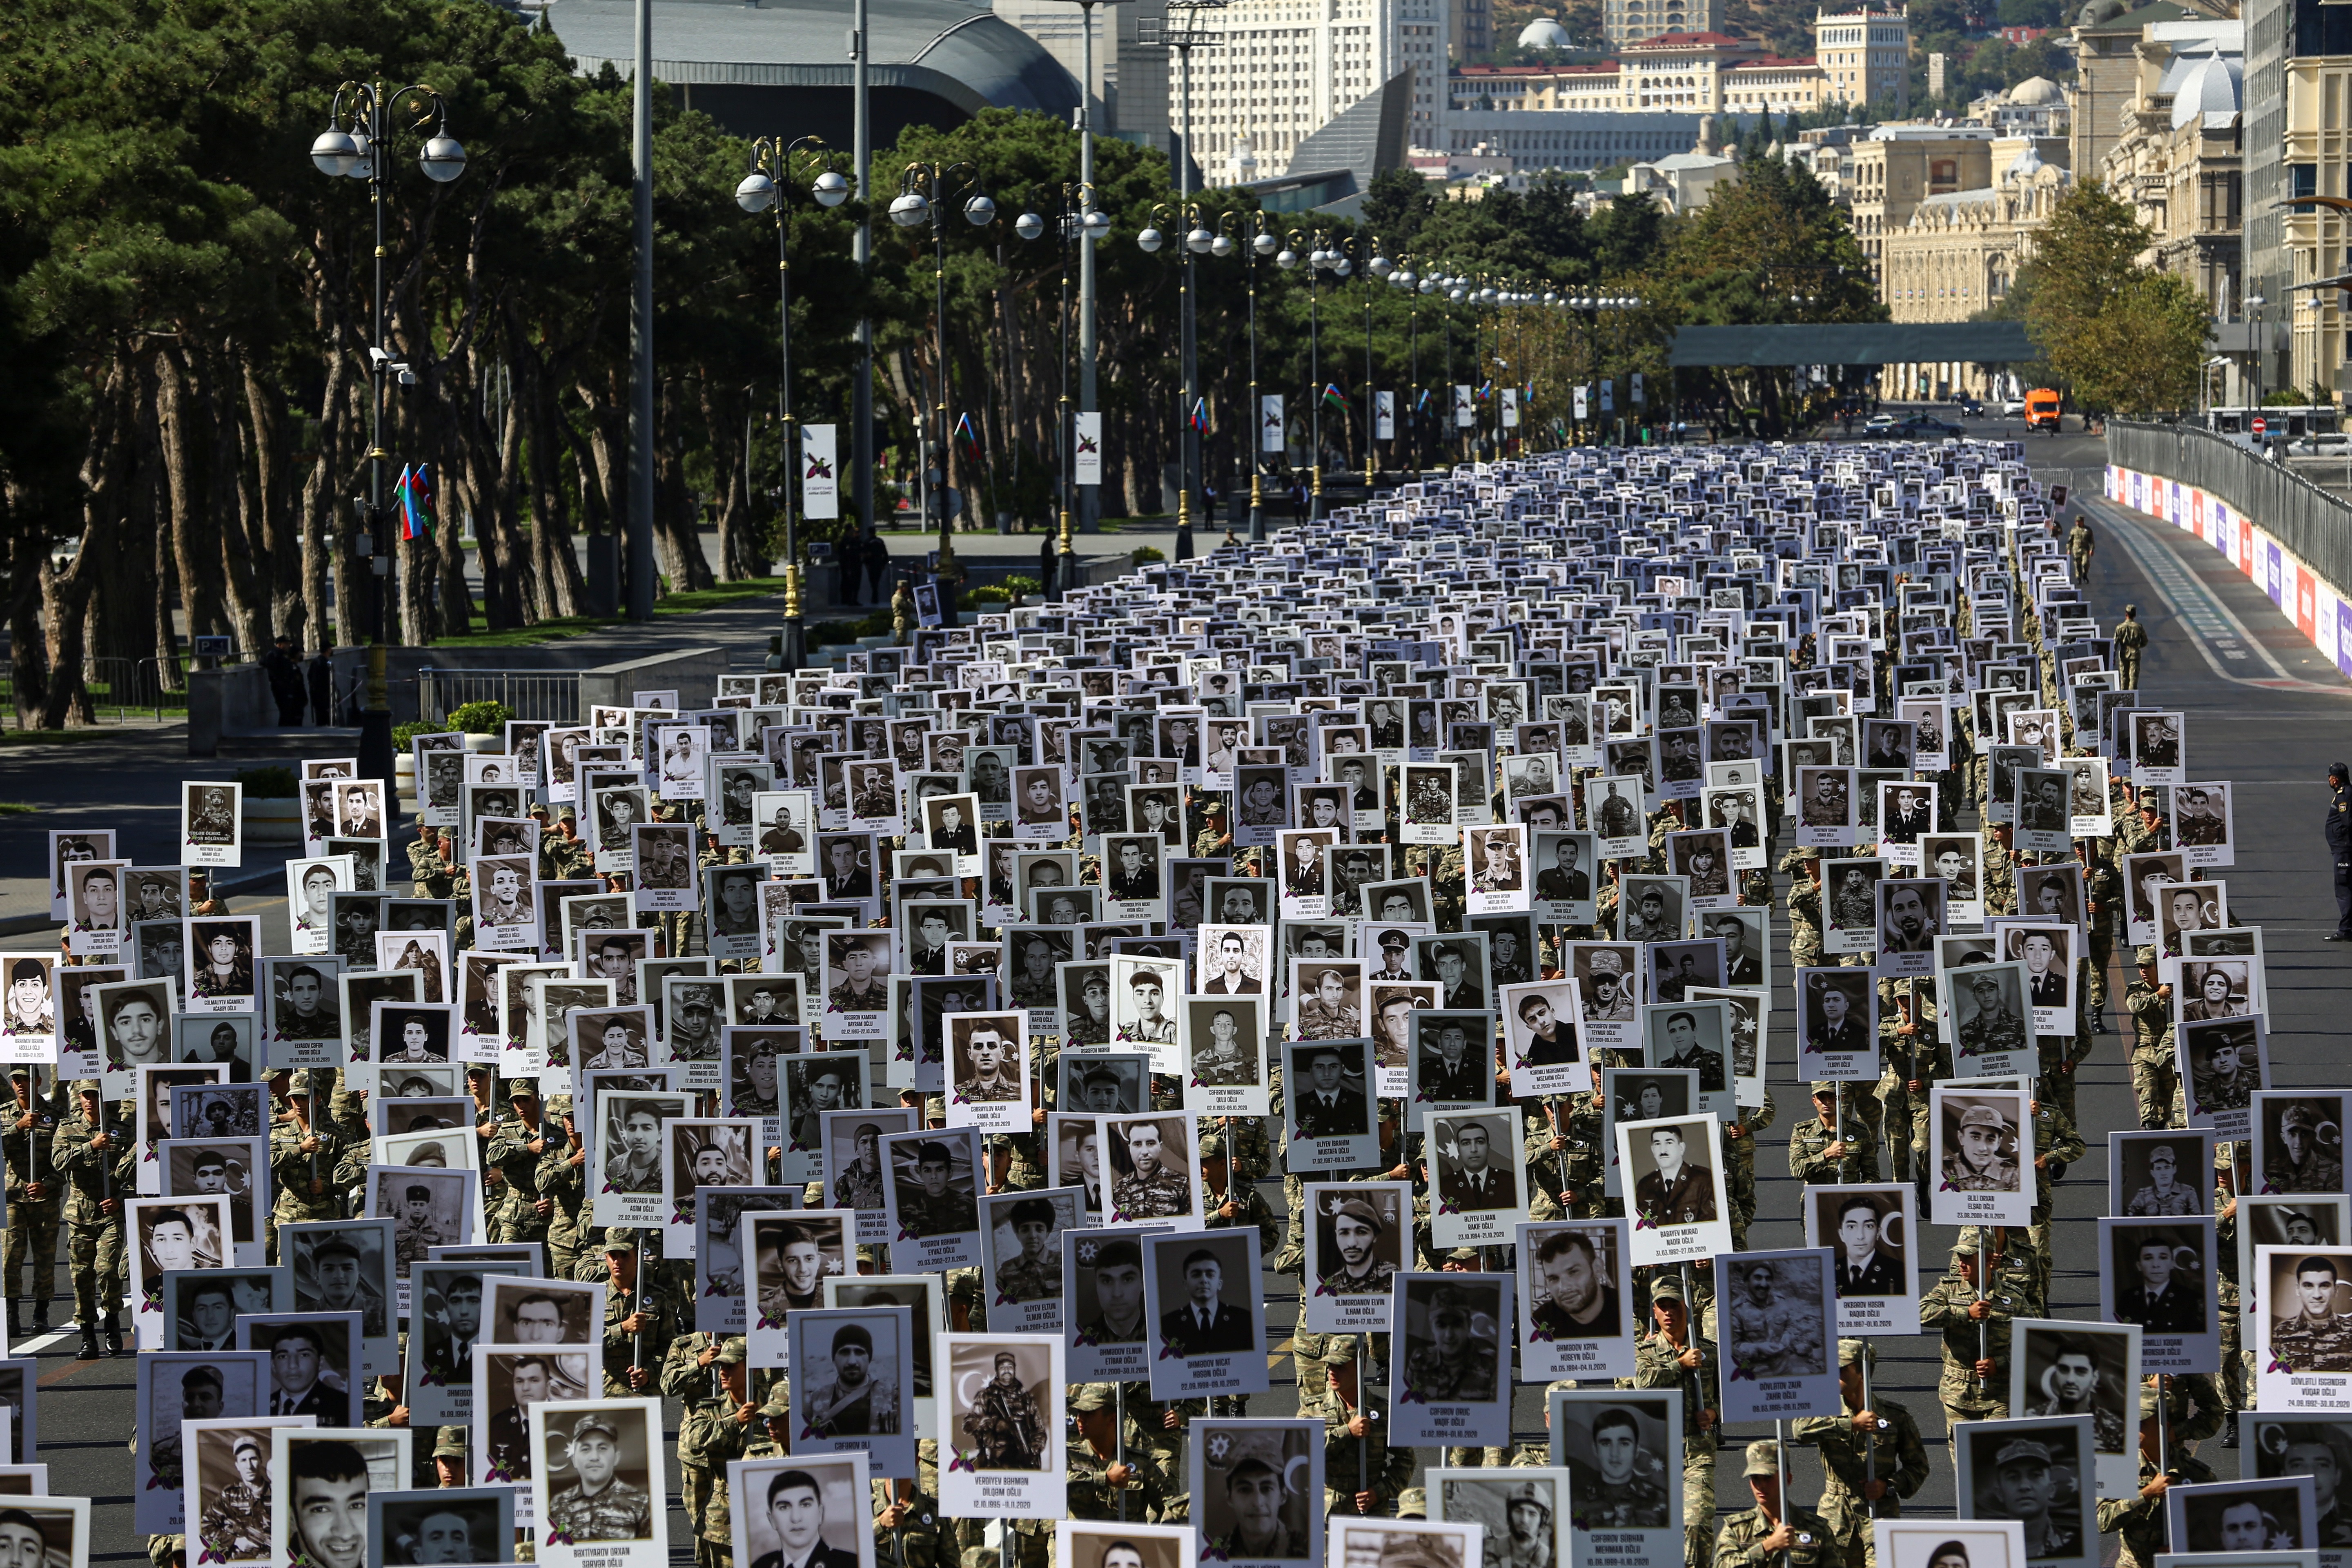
[2180,1015,2266,1140]
[160,1137,267,1264]
[1062,1229,1149,1383]
[1180,997,1266,1118]
[692,1190,797,1335]
[1550,1388,1680,1566]
[366,1485,511,1568]
[1102,1113,1200,1227]
[2008,1320,2139,1499]
[1428,1107,1524,1250]
[262,1428,407,1568]
[1464,824,1530,915]
[1516,1219,1634,1380]
[2110,1130,2213,1218]
[1388,1272,1512,1447]
[238,1311,363,1428]
[1617,1114,1732,1266]
[1056,1519,1194,1568]
[185,1416,309,1567]
[1408,1010,1498,1127]
[481,1274,605,1349]
[2165,1476,2317,1560]
[785,1308,914,1477]
[945,1012,1029,1132]
[820,933,891,1044]
[469,1344,592,1502]
[1875,878,1945,979]
[661,1118,755,1258]
[181,782,244,869]
[939,1334,1063,1515]
[2243,1417,2352,1564]
[1930,1087,2034,1228]
[1282,1040,1379,1171]
[1644,1000,1735,1118]
[980,1188,1082,1336]
[2254,1094,2350,1196]
[2100,1216,2218,1374]
[526,1396,666,1568]
[133,1350,268,1533]
[2255,1245,2352,1406]
[879,1127,984,1273]
[1953,1415,2096,1568]
[727,1453,875,1568]
[1665,829,1735,913]
[2236,1197,2350,1356]
[1501,980,1582,1100]
[1144,1229,1270,1400]
[1796,968,1879,1085]
[282,1218,395,1372]
[403,1258,530,1428]
[1944,961,2035,1082]
[1302,1182,1409,1335]
[1713,1249,1837,1422]
[744,1210,853,1363]
[1190,1419,1320,1568]
[823,1108,911,1245]
[1804,1185,1917,1335]
[128,1194,231,1350]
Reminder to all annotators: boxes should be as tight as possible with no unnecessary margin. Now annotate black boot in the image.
[76,1322,98,1361]
[102,1312,122,1357]
[30,1297,48,1333]
[4,1301,19,1341]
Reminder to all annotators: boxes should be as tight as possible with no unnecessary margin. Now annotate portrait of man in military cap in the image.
[2260,1095,2347,1195]
[533,1401,658,1544]
[1939,1096,2024,1194]
[1435,1471,1570,1568]
[1958,1423,2090,1565]
[1399,1277,1504,1405]
[2114,1131,2207,1218]
[1192,1422,1317,1565]
[1552,1393,1674,1531]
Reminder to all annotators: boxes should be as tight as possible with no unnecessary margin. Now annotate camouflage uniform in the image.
[664,1331,740,1566]
[53,1089,134,1341]
[1723,1093,1777,1246]
[407,833,459,898]
[484,1100,554,1248]
[1321,1337,1414,1516]
[599,1232,688,1396]
[538,1106,592,1281]
[2123,965,2181,1129]
[1791,1398,1930,1568]
[1918,1247,2042,1431]
[1714,1501,1840,1568]
[1,1091,63,1328]
[1632,1307,1720,1568]
[1788,1107,1880,1186]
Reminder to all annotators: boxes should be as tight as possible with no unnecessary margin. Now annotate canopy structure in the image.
[1664,322,2041,366]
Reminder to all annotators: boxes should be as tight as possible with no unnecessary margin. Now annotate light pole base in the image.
[358,708,397,812]
[781,617,806,672]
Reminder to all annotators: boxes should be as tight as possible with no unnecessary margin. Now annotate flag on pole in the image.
[1319,383,1347,414]
[1190,398,1209,434]
[1477,379,1494,402]
[954,412,984,467]
[393,463,434,540]
[1417,388,1432,412]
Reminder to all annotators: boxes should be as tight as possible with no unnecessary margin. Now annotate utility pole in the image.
[627,0,657,621]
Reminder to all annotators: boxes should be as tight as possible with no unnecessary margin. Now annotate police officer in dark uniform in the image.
[2327,764,2352,942]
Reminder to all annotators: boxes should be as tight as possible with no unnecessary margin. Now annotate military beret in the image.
[1330,1197,1385,1233]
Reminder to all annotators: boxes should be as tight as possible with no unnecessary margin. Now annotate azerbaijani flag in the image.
[1319,382,1347,413]
[954,412,984,467]
[1416,388,1432,411]
[1190,398,1209,434]
[394,463,434,540]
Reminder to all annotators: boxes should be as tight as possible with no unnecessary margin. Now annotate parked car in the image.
[1997,396,2026,417]
[1863,412,1901,433]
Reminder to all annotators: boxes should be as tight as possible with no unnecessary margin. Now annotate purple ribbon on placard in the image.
[1200,1549,1230,1564]
[1726,1363,1753,1382]
[1436,1199,1459,1215]
[949,1091,969,1106]
[1158,1337,1183,1361]
[947,1449,979,1473]
[1632,1214,1658,1231]
[897,1225,919,1241]
[756,1311,785,1330]
[1527,1325,1555,1343]
[2269,1353,2295,1374]
[1311,1280,1337,1298]
[995,1291,1016,1307]
[1397,1387,1428,1405]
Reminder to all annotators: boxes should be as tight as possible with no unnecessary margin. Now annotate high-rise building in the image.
[2241,0,2352,400]
[1453,0,1493,58]
[1176,0,1408,175]
[1812,5,1909,111]
[1403,0,1450,144]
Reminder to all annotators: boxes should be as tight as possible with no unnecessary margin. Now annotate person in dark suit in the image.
[265,1326,342,1419]
[749,1469,866,1568]
[1828,1192,1904,1297]
[1158,1248,1254,1356]
[1436,1119,1514,1209]
[1432,942,1486,1010]
[929,803,978,855]
[1535,837,1590,904]
[1290,1047,1368,1140]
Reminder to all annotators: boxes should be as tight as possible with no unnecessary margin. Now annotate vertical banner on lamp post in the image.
[1599,381,1616,414]
[1631,372,1647,406]
[800,424,840,519]
[1500,389,1520,429]
[1259,395,1285,453]
[1573,385,1589,422]
[1453,385,1474,428]
[1375,392,1395,440]
[1073,412,1103,486]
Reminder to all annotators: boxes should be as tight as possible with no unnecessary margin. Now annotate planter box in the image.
[243,797,302,846]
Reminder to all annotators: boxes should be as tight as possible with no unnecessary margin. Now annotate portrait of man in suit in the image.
[746,1466,865,1568]
[1434,1114,1518,1212]
[1289,1045,1369,1141]
[1156,1241,1256,1357]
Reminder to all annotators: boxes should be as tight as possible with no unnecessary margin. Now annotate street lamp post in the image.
[1016,187,1096,597]
[891,162,996,627]
[1365,245,1391,487]
[1138,200,1211,558]
[1241,212,1274,542]
[1160,0,1223,558]
[1278,229,1339,522]
[735,137,850,672]
[1391,254,1421,475]
[310,81,466,795]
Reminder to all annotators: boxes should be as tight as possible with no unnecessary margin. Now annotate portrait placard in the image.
[1182,996,1268,1116]
[981,1187,1083,1336]
[1302,1182,1410,1335]
[1144,1229,1270,1401]
[1427,1107,1523,1250]
[744,1209,853,1365]
[1713,1248,1839,1423]
[1500,980,1583,1099]
[1189,1419,1319,1568]
[1550,1388,1679,1565]
[526,1396,666,1568]
[786,1307,915,1477]
[184,1415,312,1566]
[2164,1476,2317,1562]
[1930,1087,2034,1228]
[2236,1195,2350,1352]
[1803,1183,1918,1336]
[1951,1417,2096,1568]
[938,1334,1065,1517]
[2008,1319,2141,1500]
[1388,1272,1513,1448]
[1515,1218,1634,1381]
[1616,1114,1731,1266]
[880,1126,984,1272]
[727,1453,877,1568]
[2100,1215,2218,1374]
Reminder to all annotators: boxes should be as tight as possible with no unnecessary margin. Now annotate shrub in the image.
[448,700,514,735]
[1130,545,1167,567]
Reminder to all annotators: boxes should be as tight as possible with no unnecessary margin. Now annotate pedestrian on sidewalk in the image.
[264,637,306,727]
[864,526,891,604]
[2327,763,2352,942]
[835,529,865,606]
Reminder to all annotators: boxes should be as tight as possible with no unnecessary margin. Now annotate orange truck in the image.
[2024,388,2062,432]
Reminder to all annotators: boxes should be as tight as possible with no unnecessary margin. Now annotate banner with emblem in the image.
[1387,1271,1514,1448]
[1712,1247,1841,1424]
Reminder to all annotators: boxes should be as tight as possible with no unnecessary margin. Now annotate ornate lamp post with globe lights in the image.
[734,136,850,670]
[310,82,465,793]
[890,162,997,624]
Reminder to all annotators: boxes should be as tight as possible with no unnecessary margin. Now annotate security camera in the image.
[368,346,392,368]
[396,363,416,387]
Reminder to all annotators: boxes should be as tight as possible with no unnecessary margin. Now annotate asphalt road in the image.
[46,424,2352,1565]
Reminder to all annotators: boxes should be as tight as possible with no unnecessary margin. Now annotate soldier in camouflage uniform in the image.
[267,1074,357,1258]
[1402,1284,1499,1402]
[1722,1092,1777,1247]
[1791,1341,1931,1568]
[2098,1378,2221,1568]
[2,1068,62,1335]
[485,1080,553,1252]
[1063,1381,1178,1532]
[599,1229,685,1395]
[408,820,459,898]
[55,1078,132,1358]
[1200,1131,1279,1251]
[1980,826,2018,918]
[196,1432,272,1561]
[1920,1234,2043,1432]
[1714,1441,1839,1568]
[1633,1272,1720,1568]
[1323,1334,1414,1517]
[2025,1098,2085,1285]
[538,1096,592,1281]
[664,1329,744,1566]
[1783,852,1823,970]
[1789,1084,1879,1186]
[961,1350,1048,1469]
[2123,949,2180,1129]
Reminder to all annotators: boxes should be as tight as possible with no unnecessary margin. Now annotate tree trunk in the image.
[156,348,221,644]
